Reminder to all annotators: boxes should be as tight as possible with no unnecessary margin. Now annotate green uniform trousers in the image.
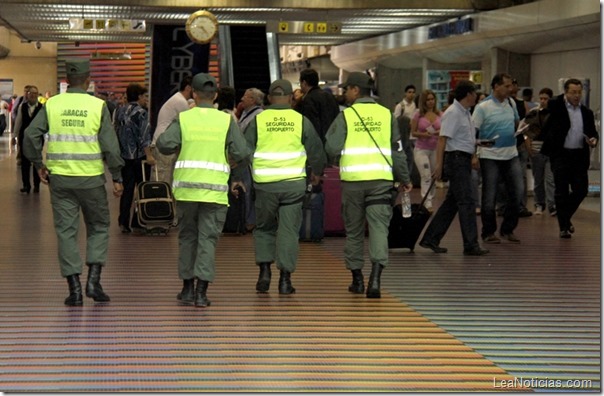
[254,189,305,273]
[176,201,227,282]
[342,184,393,270]
[50,185,110,277]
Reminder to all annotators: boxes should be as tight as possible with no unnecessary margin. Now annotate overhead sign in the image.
[428,17,474,40]
[267,21,342,35]
[69,18,146,32]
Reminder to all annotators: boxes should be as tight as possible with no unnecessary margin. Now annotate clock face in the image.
[185,10,218,44]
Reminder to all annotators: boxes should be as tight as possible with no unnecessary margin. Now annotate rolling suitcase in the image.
[299,189,324,242]
[134,160,176,235]
[322,166,346,236]
[222,186,246,234]
[388,179,435,251]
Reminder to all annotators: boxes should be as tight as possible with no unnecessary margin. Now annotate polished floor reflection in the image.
[0,133,600,392]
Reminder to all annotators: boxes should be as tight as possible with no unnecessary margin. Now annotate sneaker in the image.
[549,208,557,217]
[501,233,521,243]
[560,230,572,239]
[534,206,543,215]
[483,234,501,244]
[425,201,433,213]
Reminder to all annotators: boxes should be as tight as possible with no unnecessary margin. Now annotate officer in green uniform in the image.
[238,79,325,295]
[23,59,125,306]
[156,73,250,308]
[325,72,412,298]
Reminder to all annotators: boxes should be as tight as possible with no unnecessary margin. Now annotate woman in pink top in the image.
[411,89,441,211]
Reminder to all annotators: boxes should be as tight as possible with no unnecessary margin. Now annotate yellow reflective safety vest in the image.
[173,107,231,204]
[253,109,306,183]
[340,103,393,182]
[45,93,105,176]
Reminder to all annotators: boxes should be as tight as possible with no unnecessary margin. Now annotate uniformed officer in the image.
[156,73,250,308]
[237,79,325,295]
[325,72,412,298]
[23,59,125,306]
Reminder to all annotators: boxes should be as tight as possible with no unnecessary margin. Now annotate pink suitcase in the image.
[322,166,346,236]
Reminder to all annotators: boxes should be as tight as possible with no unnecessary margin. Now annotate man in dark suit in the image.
[541,78,598,238]
[14,85,43,194]
[297,68,340,144]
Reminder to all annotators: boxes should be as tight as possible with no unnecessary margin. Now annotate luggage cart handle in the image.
[141,159,159,182]
[419,178,437,208]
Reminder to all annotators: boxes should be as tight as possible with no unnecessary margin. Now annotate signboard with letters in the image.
[267,21,341,35]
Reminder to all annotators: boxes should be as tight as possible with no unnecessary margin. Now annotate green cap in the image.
[268,79,293,96]
[191,73,217,92]
[65,59,90,76]
[338,72,373,89]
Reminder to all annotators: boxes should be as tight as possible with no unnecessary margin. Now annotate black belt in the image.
[446,150,472,158]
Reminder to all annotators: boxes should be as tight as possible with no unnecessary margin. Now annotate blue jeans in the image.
[517,144,529,207]
[421,151,479,250]
[496,145,529,211]
[531,152,555,211]
[471,168,481,209]
[480,156,523,238]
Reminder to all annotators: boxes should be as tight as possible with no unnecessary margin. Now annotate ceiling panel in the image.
[0,0,485,46]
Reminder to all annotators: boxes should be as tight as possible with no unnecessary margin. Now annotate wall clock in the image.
[185,10,218,44]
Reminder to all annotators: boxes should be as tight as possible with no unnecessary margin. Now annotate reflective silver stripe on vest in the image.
[172,180,228,192]
[174,160,230,173]
[253,151,306,160]
[48,134,99,143]
[340,164,392,173]
[341,147,392,156]
[254,167,306,176]
[46,153,104,160]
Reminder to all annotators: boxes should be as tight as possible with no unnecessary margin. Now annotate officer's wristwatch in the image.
[113,178,123,183]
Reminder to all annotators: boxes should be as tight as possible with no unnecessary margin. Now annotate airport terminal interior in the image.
[0,136,600,392]
[0,0,601,392]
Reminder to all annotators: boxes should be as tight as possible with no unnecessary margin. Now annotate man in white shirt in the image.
[151,76,192,184]
[393,84,417,120]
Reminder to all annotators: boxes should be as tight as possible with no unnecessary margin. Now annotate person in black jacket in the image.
[14,85,43,194]
[298,68,340,144]
[541,78,598,238]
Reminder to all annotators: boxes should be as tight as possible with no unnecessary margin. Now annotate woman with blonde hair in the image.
[410,89,441,211]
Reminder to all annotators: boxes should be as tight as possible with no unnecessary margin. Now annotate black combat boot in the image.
[348,269,365,294]
[65,274,83,306]
[177,279,195,303]
[366,262,384,299]
[256,262,272,293]
[194,278,211,307]
[85,264,111,302]
[278,270,296,295]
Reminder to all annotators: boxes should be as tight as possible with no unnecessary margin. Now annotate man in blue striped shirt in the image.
[472,73,523,244]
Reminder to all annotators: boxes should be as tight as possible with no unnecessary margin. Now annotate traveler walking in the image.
[23,59,124,306]
[156,73,251,307]
[325,72,412,298]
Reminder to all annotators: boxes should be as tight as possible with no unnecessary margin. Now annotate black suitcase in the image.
[223,186,246,234]
[134,160,175,235]
[299,190,325,242]
[388,180,435,251]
